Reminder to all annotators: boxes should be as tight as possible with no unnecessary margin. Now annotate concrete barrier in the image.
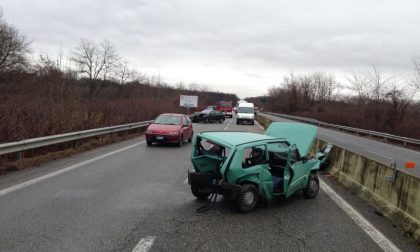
[256,114,420,244]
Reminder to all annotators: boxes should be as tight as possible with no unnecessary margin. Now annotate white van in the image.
[236,102,255,125]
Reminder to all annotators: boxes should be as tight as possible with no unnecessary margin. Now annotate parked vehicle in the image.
[188,122,332,212]
[216,100,233,118]
[146,113,193,147]
[236,102,255,125]
[191,109,225,123]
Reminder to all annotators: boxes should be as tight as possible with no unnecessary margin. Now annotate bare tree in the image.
[413,55,420,89]
[348,63,392,101]
[114,61,133,85]
[189,83,200,91]
[385,84,413,124]
[312,72,337,104]
[283,73,300,112]
[70,39,118,96]
[298,74,314,104]
[0,16,30,72]
[34,54,62,76]
[100,40,119,82]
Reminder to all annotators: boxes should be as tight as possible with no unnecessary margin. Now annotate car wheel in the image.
[251,121,254,125]
[188,132,193,143]
[236,184,259,213]
[303,173,319,199]
[146,141,152,146]
[177,135,183,147]
[191,186,211,200]
[236,120,240,125]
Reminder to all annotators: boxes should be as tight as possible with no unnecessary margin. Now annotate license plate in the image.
[156,136,164,140]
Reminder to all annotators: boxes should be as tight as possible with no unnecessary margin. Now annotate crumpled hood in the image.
[265,122,317,157]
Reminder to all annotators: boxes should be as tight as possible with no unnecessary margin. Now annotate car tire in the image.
[251,121,254,125]
[236,120,239,125]
[303,173,319,199]
[188,132,193,143]
[177,135,183,147]
[236,184,259,213]
[191,186,211,200]
[146,141,152,146]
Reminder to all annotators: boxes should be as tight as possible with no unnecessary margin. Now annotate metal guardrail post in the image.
[385,160,398,183]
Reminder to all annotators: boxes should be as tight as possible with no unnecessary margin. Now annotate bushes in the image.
[0,72,237,143]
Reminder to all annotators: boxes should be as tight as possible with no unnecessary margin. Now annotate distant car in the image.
[146,113,193,147]
[191,109,225,123]
[237,102,255,125]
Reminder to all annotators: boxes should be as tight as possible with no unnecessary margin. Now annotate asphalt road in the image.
[261,113,420,178]
[0,117,418,251]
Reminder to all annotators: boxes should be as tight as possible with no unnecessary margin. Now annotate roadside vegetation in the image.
[248,63,420,139]
[0,14,236,144]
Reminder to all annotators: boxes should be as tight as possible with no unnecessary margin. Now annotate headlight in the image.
[146,129,154,134]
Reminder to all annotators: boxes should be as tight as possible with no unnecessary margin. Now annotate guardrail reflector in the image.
[405,161,416,169]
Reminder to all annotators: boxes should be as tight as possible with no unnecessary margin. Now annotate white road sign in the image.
[180,95,198,108]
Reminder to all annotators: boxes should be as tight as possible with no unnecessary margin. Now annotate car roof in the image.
[198,131,285,147]
[238,103,254,107]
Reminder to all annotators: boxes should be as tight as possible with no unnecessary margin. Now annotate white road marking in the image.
[224,119,232,130]
[255,121,265,130]
[367,151,393,162]
[320,179,401,252]
[395,146,420,155]
[183,177,188,184]
[0,141,145,197]
[132,236,156,252]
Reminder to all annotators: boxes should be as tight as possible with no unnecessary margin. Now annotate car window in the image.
[241,145,266,168]
[237,107,254,113]
[290,145,301,163]
[182,117,188,125]
[186,116,191,124]
[154,115,181,125]
[196,138,230,158]
[267,143,289,168]
[267,142,289,153]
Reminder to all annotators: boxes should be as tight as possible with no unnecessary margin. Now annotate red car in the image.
[145,113,194,147]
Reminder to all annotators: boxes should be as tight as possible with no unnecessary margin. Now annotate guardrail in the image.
[0,120,153,156]
[264,112,420,146]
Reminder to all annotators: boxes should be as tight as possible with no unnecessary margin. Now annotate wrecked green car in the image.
[188,122,330,212]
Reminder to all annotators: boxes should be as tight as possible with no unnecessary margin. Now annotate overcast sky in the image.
[2,0,420,98]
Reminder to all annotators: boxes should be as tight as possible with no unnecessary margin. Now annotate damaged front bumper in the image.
[188,171,242,200]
